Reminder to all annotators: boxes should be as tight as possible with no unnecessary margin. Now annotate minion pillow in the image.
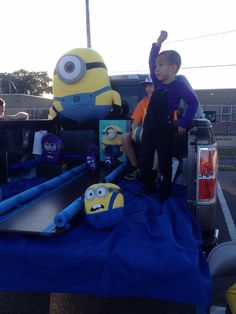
[84,183,124,229]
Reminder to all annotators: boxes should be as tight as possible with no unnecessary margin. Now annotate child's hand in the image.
[157,30,168,45]
[178,126,186,135]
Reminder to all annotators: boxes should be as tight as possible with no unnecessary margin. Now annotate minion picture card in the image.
[99,120,130,163]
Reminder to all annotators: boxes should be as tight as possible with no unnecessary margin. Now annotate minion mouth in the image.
[90,203,104,212]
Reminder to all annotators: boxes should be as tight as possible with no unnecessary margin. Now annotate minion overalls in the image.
[140,88,176,199]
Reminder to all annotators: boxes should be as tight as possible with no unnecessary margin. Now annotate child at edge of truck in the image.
[123,76,159,181]
[0,98,29,121]
[139,30,199,201]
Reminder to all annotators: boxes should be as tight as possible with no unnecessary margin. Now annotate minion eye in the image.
[85,188,95,200]
[44,143,50,151]
[55,54,86,83]
[96,187,107,198]
[106,127,117,139]
[50,143,57,151]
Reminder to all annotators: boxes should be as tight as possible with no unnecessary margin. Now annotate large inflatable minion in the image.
[50,48,122,129]
[84,183,124,229]
[102,124,123,158]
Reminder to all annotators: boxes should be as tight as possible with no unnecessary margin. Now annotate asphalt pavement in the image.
[211,165,236,312]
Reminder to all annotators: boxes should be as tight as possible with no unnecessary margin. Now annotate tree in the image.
[0,70,52,96]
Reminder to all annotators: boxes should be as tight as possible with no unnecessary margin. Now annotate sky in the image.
[1,0,236,89]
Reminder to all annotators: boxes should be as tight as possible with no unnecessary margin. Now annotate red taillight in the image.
[197,146,218,204]
[198,178,216,200]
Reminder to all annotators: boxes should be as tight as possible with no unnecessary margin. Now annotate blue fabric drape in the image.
[0,180,211,308]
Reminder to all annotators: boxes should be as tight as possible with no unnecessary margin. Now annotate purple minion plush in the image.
[84,183,124,229]
[42,133,64,163]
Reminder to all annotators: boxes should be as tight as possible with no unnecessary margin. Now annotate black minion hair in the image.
[158,50,181,73]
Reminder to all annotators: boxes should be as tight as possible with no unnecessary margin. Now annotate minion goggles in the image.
[54,54,107,84]
[103,126,122,140]
[85,186,122,200]
[43,143,57,151]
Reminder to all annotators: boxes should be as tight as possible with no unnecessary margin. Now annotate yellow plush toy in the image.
[84,183,124,229]
[102,124,123,158]
[50,48,121,127]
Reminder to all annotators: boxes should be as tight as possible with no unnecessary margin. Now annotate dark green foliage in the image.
[0,70,52,96]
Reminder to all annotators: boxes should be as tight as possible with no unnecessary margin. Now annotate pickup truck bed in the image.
[0,174,211,310]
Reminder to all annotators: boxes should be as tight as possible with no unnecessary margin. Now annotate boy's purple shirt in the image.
[149,43,198,129]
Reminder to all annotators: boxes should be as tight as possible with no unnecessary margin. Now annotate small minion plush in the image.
[102,124,123,158]
[42,133,64,163]
[84,183,124,229]
[132,127,143,143]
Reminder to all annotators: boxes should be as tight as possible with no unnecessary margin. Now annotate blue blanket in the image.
[0,180,211,308]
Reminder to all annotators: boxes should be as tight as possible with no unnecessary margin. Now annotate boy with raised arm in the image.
[140,31,199,201]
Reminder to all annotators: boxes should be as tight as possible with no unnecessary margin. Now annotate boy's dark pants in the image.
[139,89,175,198]
[140,123,174,197]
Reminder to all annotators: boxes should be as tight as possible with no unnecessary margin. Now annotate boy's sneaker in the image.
[124,167,140,181]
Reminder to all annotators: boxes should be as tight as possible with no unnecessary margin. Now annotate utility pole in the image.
[85,0,91,47]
